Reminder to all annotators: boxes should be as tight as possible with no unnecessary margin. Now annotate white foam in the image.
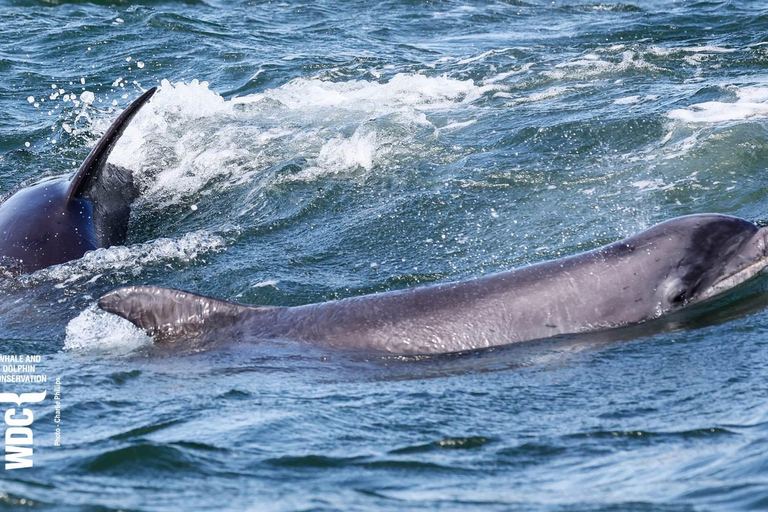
[503,85,586,106]
[64,304,152,354]
[253,280,279,288]
[661,134,700,161]
[263,73,485,112]
[316,127,378,172]
[649,45,736,57]
[440,119,477,131]
[543,51,660,81]
[525,86,573,103]
[456,47,517,66]
[615,95,640,105]
[484,63,534,85]
[631,179,666,191]
[104,74,489,194]
[8,230,226,289]
[668,86,768,123]
[108,79,233,174]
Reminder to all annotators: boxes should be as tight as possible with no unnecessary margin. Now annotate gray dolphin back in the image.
[96,214,768,355]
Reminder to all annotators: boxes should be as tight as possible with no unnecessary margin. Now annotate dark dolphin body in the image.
[99,213,768,355]
[0,88,156,277]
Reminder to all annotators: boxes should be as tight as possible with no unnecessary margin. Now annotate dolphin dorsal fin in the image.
[66,87,157,201]
[98,285,277,341]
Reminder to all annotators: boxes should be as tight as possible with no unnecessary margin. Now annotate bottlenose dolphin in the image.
[0,88,156,277]
[98,213,768,355]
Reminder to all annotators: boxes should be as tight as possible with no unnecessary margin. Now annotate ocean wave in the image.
[1,230,226,291]
[668,85,768,123]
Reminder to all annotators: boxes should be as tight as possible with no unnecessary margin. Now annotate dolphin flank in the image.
[98,213,768,355]
[0,87,157,277]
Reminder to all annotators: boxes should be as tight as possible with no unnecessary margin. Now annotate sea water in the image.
[1,1,768,510]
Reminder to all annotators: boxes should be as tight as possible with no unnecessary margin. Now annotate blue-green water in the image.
[2,0,768,510]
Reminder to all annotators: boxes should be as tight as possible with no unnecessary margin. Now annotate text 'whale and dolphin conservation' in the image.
[3,88,768,355]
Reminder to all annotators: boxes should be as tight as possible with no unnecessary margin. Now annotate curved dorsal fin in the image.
[67,87,157,201]
[98,286,279,342]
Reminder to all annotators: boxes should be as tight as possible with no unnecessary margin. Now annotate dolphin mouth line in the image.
[698,254,768,302]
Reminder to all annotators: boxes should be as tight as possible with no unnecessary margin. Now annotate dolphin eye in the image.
[661,278,691,308]
[670,290,686,305]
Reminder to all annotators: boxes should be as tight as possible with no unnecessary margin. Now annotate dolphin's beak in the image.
[698,226,768,302]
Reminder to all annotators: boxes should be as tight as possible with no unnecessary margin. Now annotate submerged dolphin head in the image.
[627,214,768,313]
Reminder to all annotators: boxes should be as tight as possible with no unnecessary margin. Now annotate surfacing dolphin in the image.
[98,213,768,355]
[0,87,156,277]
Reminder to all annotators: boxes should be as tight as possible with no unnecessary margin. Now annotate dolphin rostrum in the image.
[0,87,157,277]
[98,213,768,355]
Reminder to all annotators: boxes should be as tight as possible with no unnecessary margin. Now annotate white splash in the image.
[668,86,768,123]
[316,128,378,172]
[261,73,485,112]
[64,304,152,354]
[11,230,226,289]
[649,45,736,57]
[103,74,488,197]
[543,51,660,81]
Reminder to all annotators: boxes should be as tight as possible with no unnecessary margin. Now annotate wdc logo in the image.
[1,391,47,470]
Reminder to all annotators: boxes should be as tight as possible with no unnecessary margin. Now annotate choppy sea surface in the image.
[2,0,768,510]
